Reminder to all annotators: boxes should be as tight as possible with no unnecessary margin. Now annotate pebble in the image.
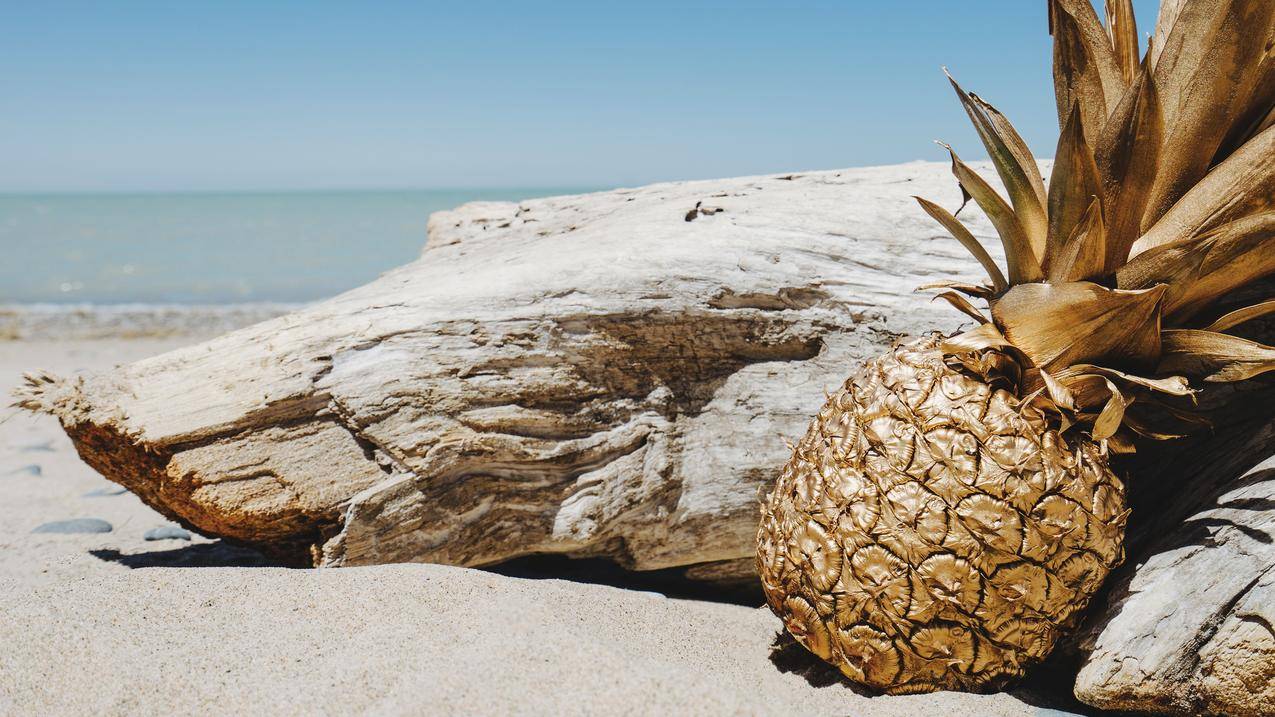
[83,486,129,497]
[144,526,192,541]
[33,518,113,534]
[6,464,42,477]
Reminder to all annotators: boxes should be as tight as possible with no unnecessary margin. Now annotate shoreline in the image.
[0,302,299,340]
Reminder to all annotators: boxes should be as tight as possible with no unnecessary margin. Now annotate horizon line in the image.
[0,157,1039,197]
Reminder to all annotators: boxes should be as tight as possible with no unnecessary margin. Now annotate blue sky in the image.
[3,1,1159,192]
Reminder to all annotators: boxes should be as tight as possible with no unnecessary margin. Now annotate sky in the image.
[2,1,1160,193]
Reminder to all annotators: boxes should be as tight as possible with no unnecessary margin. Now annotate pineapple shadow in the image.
[1082,466,1275,628]
[766,631,869,693]
[1167,468,1275,547]
[765,631,1106,714]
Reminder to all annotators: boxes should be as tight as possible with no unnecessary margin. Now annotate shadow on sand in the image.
[88,542,765,605]
[90,540,282,569]
[765,630,1106,715]
[486,554,764,606]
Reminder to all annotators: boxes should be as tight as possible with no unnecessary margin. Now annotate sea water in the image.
[0,188,595,305]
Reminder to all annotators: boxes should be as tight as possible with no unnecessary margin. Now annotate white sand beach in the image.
[0,333,1079,716]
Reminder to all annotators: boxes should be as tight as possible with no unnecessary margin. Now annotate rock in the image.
[13,162,1005,573]
[16,439,55,453]
[1075,456,1275,716]
[0,563,1048,715]
[32,518,113,534]
[5,464,41,477]
[144,526,192,541]
[83,485,129,497]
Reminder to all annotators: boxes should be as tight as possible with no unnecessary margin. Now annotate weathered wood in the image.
[1075,453,1275,715]
[15,163,998,573]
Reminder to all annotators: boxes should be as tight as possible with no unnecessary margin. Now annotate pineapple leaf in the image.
[991,281,1165,371]
[1056,364,1193,397]
[1049,0,1122,142]
[1046,105,1103,272]
[1091,377,1127,440]
[1152,398,1215,427]
[1237,103,1275,152]
[1106,431,1137,453]
[1034,367,1077,412]
[944,69,1048,258]
[1047,197,1106,283]
[1150,0,1187,70]
[1054,372,1111,409]
[1212,84,1275,168]
[1205,300,1275,333]
[1160,329,1275,382]
[931,291,990,325]
[1133,124,1275,256]
[1121,212,1275,323]
[1141,1,1275,230]
[1104,0,1139,86]
[1122,412,1189,441]
[915,280,997,299]
[938,143,1043,284]
[1094,60,1162,270]
[914,196,1009,292]
[940,322,1012,355]
[1209,31,1275,165]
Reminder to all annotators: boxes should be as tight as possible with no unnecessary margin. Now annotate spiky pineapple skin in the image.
[757,336,1127,693]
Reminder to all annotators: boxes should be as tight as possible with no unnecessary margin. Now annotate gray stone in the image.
[143,526,192,541]
[83,486,129,497]
[33,518,113,534]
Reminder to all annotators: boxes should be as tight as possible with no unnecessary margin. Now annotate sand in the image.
[0,338,227,591]
[0,338,1080,716]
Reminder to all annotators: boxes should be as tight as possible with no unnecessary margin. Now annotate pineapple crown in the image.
[919,0,1274,449]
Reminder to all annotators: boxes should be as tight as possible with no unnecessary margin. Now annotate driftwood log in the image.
[1076,456,1275,715]
[16,163,993,577]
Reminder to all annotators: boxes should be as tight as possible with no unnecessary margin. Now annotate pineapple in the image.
[757,0,1275,694]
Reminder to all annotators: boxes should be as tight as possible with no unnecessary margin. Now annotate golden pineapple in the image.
[758,0,1275,694]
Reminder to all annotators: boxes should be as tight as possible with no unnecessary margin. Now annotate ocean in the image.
[0,188,595,305]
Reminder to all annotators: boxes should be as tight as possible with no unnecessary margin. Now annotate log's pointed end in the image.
[11,370,75,418]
